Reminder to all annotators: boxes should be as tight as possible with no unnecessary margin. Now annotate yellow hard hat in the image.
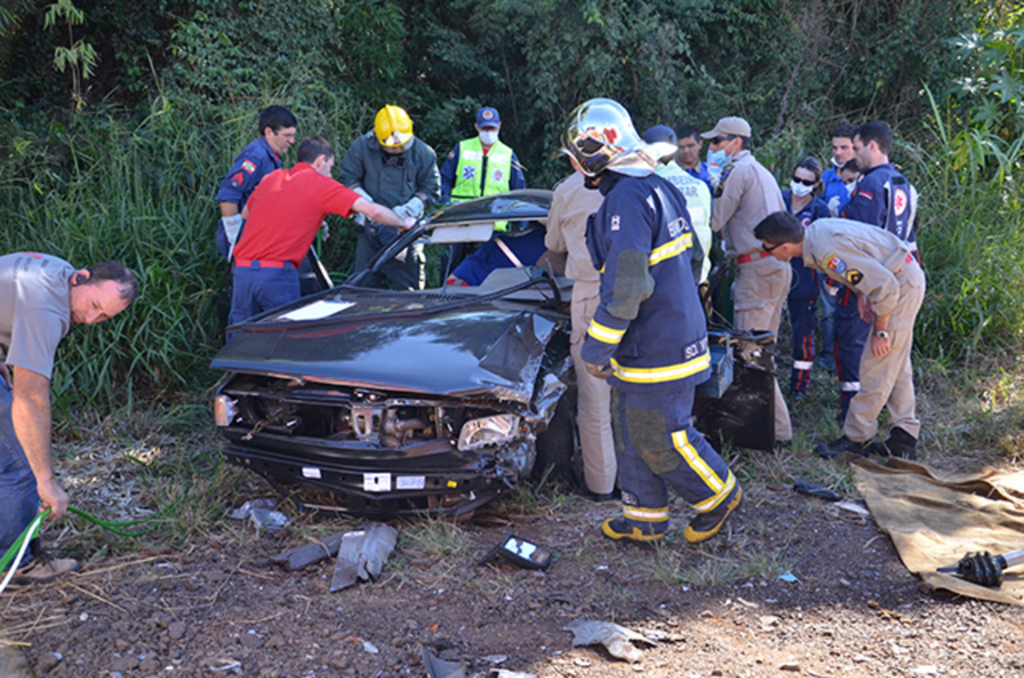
[374,105,414,148]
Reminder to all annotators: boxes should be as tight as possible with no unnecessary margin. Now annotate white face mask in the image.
[479,130,499,146]
[845,180,857,195]
[789,180,814,198]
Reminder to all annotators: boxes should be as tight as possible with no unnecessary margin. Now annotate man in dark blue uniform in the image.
[215,106,298,260]
[563,98,741,545]
[824,120,918,441]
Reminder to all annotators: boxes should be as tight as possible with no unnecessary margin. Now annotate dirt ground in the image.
[5,343,1024,677]
[4,454,1024,678]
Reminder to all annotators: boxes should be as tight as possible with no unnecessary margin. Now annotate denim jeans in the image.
[228,265,302,328]
[0,378,40,561]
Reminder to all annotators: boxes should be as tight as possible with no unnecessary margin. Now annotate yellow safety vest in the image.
[452,137,515,231]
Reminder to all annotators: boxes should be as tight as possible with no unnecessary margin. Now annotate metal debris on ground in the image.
[330,523,399,591]
[834,500,871,516]
[792,480,842,501]
[778,571,801,583]
[563,619,657,663]
[421,645,467,678]
[270,532,345,571]
[228,499,290,533]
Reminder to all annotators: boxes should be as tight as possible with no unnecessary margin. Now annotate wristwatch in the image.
[874,330,889,340]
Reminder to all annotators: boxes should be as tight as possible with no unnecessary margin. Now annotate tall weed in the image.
[913,91,1024,365]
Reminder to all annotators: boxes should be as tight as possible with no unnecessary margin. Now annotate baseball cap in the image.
[701,116,752,139]
[642,125,678,145]
[476,107,501,127]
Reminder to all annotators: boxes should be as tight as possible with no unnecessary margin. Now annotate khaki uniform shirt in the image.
[544,172,604,284]
[711,150,785,257]
[802,218,923,330]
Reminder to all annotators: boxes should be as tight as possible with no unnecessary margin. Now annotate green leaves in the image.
[43,0,98,109]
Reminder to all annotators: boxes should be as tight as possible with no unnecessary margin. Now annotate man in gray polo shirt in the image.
[0,253,138,584]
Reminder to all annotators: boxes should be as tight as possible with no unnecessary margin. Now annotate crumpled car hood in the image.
[211,295,561,403]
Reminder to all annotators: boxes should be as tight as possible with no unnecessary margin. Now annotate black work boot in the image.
[872,427,918,460]
[815,435,870,459]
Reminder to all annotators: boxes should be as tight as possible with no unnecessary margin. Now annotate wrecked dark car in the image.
[211,190,776,518]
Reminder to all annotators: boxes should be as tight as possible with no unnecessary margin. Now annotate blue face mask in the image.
[707,149,731,182]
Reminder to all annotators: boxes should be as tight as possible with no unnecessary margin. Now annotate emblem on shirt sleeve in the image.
[893,188,908,215]
[859,190,874,201]
[824,253,847,274]
[847,269,863,285]
[241,160,256,174]
[462,166,477,180]
[230,172,244,188]
[611,215,620,231]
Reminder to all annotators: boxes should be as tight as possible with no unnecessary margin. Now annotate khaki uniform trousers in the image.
[844,266,925,442]
[570,281,617,495]
[732,255,793,441]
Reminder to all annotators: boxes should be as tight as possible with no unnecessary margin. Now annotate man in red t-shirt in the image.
[228,137,415,330]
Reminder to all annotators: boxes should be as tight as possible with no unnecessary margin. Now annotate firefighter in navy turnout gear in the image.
[563,99,742,545]
[833,120,918,420]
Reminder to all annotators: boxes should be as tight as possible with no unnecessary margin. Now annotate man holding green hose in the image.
[0,254,138,584]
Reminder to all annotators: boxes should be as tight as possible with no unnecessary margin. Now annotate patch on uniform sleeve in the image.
[847,269,863,285]
[241,160,256,174]
[823,253,847,274]
[230,172,244,188]
[462,165,477,180]
[858,190,874,201]
[608,249,655,320]
[893,188,908,215]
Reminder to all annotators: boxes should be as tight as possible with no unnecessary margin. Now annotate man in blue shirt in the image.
[816,123,858,373]
[676,124,714,195]
[563,98,741,545]
[820,123,857,218]
[215,106,298,261]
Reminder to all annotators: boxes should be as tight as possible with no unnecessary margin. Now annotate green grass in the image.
[401,516,471,558]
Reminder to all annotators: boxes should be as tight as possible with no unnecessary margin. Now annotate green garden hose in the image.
[0,493,187,594]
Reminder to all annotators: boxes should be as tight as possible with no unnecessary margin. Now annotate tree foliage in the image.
[0,0,1020,408]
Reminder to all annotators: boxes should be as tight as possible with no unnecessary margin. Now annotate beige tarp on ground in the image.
[853,457,1024,605]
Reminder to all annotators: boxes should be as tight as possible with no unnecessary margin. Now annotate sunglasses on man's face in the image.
[762,241,784,253]
[791,176,816,187]
[710,135,734,145]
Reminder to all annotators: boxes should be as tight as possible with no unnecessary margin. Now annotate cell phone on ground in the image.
[477,533,552,570]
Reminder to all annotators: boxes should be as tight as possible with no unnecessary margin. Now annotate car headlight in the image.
[214,395,238,427]
[458,414,519,451]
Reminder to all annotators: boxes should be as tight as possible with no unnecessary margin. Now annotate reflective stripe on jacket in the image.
[581,172,711,395]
